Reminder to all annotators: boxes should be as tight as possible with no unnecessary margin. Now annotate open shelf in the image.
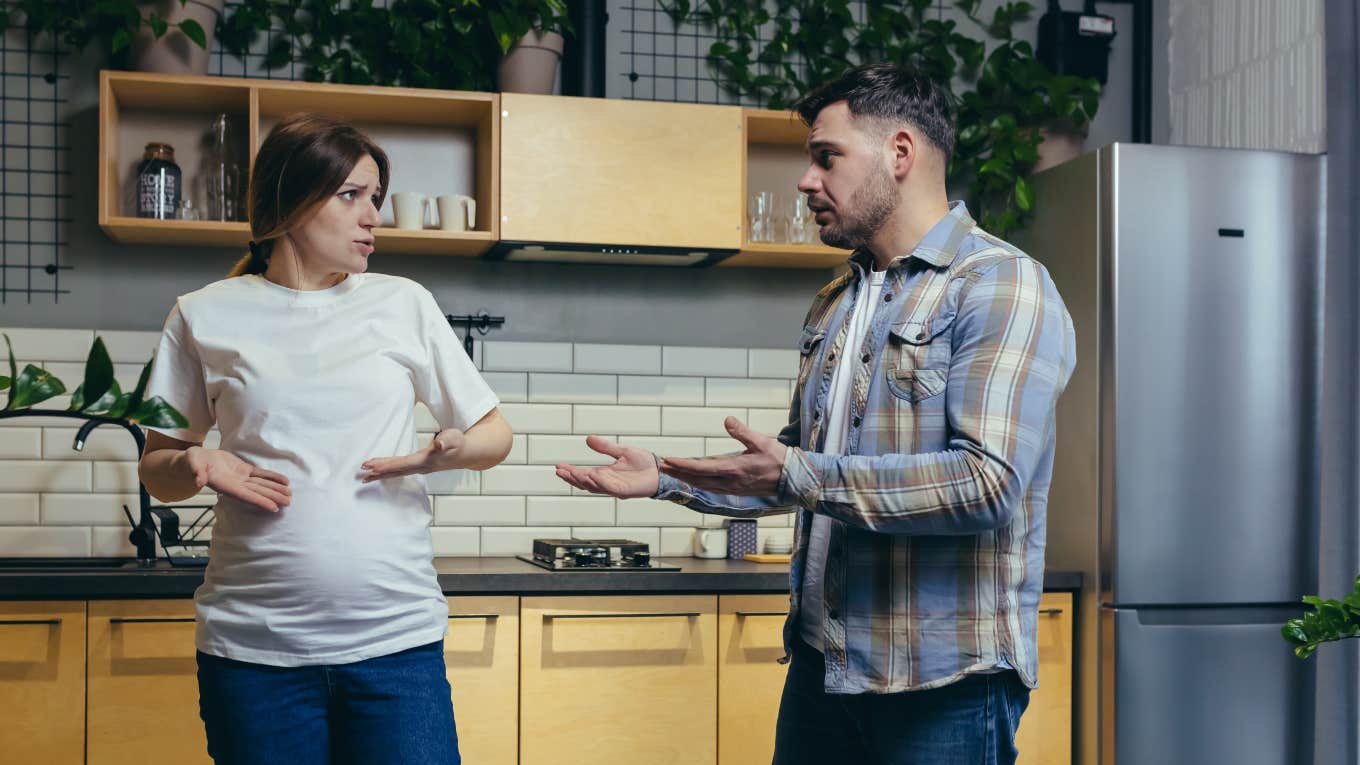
[99,72,499,256]
[730,108,850,269]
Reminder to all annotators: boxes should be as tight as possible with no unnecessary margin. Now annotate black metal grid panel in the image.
[611,1,952,105]
[0,28,73,303]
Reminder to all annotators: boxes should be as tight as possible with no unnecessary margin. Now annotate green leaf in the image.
[79,338,114,413]
[150,15,168,38]
[127,396,189,429]
[7,364,66,410]
[1015,177,1034,211]
[178,18,207,49]
[111,26,131,54]
[72,379,122,416]
[0,376,8,391]
[127,356,154,417]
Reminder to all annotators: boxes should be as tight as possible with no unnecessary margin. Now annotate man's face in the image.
[796,101,898,251]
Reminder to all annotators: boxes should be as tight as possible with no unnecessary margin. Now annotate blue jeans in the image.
[197,641,459,765]
[772,638,1030,765]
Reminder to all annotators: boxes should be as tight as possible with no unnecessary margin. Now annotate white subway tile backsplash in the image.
[659,527,699,557]
[482,465,570,495]
[91,526,137,556]
[483,341,573,372]
[435,496,526,526]
[528,374,616,404]
[749,348,800,379]
[582,527,659,552]
[0,494,39,524]
[746,408,792,436]
[0,461,91,492]
[2,328,816,557]
[427,469,480,495]
[482,372,528,403]
[662,407,746,437]
[40,493,135,525]
[662,346,748,378]
[617,498,708,527]
[526,496,616,526]
[481,526,571,556]
[0,414,84,429]
[705,378,790,408]
[0,328,93,362]
[499,403,573,434]
[617,376,704,406]
[574,344,661,375]
[573,405,660,435]
[506,435,527,464]
[617,436,706,458]
[430,527,481,556]
[0,526,89,556]
[526,435,609,466]
[96,330,161,363]
[0,429,41,459]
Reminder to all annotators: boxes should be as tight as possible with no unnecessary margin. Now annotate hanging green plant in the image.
[663,0,1101,235]
[1,334,187,429]
[0,0,207,58]
[1283,575,1360,659]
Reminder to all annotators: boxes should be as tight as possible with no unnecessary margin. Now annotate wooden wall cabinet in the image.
[86,599,207,765]
[520,594,719,764]
[446,595,519,765]
[0,601,86,765]
[498,94,743,251]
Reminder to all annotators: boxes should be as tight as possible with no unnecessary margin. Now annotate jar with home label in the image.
[136,142,182,219]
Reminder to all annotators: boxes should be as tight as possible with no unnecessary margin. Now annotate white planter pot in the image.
[1033,125,1088,174]
[498,30,565,94]
[131,0,225,76]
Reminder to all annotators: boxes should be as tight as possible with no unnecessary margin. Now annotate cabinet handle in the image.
[0,618,60,626]
[109,617,196,624]
[735,611,789,618]
[543,612,701,620]
[1039,608,1064,616]
[448,614,500,620]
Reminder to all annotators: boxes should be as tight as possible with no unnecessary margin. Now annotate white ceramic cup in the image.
[693,528,728,559]
[391,192,430,230]
[436,194,476,232]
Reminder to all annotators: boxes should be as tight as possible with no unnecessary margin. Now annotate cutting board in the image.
[742,553,792,563]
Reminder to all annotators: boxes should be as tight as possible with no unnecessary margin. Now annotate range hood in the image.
[486,241,739,267]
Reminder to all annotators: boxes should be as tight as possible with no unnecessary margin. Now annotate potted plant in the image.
[0,0,213,74]
[1282,575,1360,659]
[662,0,1102,235]
[493,0,571,94]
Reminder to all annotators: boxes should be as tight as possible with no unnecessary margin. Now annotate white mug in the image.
[391,192,431,230]
[693,528,728,559]
[436,194,476,232]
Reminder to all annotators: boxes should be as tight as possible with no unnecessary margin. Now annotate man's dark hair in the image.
[794,63,956,160]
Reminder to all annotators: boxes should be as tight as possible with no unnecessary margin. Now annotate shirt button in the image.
[828,352,837,362]
[813,410,822,420]
[852,416,861,427]
[915,331,927,341]
[882,293,892,302]
[861,352,871,363]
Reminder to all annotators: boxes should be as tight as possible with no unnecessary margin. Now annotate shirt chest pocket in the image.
[797,324,827,390]
[885,312,954,403]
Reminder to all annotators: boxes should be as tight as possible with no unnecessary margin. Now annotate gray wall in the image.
[0,0,1155,346]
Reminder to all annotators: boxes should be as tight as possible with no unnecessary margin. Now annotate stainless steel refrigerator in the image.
[1015,143,1324,765]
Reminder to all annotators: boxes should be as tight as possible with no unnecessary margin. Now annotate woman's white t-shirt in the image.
[146,272,499,666]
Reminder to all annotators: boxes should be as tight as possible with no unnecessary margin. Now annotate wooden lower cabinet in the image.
[0,601,86,765]
[1016,591,1075,765]
[520,594,718,764]
[86,599,208,765]
[718,594,790,765]
[446,595,518,765]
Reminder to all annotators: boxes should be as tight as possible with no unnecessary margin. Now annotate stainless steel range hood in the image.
[486,241,738,267]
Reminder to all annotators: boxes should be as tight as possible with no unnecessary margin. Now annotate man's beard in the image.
[818,164,897,251]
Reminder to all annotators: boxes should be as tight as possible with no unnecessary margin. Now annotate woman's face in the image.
[286,154,383,276]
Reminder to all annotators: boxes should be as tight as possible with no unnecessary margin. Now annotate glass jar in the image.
[136,142,182,219]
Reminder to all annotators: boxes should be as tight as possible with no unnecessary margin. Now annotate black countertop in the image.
[0,557,1083,600]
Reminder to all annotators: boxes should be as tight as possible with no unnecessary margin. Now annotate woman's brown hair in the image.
[229,113,390,277]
